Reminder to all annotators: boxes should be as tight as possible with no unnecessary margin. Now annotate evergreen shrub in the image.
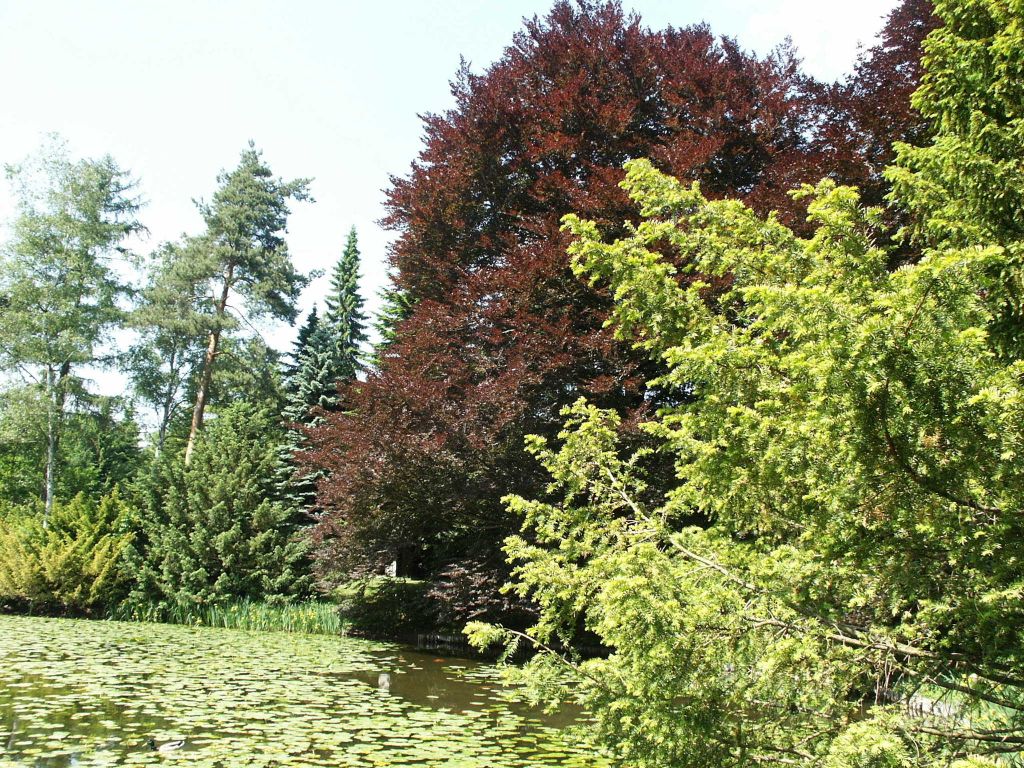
[128,403,311,608]
[0,490,133,613]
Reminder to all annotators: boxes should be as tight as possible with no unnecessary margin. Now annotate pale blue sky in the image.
[0,0,897,384]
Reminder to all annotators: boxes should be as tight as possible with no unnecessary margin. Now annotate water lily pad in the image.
[0,615,605,768]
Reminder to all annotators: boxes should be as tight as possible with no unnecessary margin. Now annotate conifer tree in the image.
[182,144,311,465]
[277,230,368,505]
[282,228,366,424]
[469,3,1024,761]
[371,278,413,367]
[322,226,368,382]
[131,403,310,607]
[283,306,319,391]
[277,326,338,508]
[282,229,366,423]
[284,327,346,421]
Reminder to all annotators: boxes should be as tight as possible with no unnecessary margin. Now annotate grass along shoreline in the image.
[108,598,346,636]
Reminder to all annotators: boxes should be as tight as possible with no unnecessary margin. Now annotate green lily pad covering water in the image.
[0,616,603,767]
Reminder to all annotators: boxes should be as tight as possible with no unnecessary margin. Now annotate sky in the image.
[0,0,898,398]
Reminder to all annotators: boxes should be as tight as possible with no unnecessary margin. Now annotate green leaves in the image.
[0,140,143,512]
[0,140,141,376]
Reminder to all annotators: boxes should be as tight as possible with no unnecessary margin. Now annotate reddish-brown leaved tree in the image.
[306,0,936,624]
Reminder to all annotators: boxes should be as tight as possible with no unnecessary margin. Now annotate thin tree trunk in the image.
[155,346,180,458]
[44,366,57,523]
[184,266,233,466]
[43,361,71,523]
[156,401,170,457]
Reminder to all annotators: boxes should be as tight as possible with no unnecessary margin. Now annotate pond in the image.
[0,615,602,767]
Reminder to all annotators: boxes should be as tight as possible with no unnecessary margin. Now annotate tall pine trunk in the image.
[184,328,219,465]
[184,265,233,466]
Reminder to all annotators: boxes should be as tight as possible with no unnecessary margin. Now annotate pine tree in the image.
[183,144,311,465]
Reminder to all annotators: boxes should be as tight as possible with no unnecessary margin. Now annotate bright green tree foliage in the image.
[888,0,1024,353]
[208,335,287,416]
[127,240,213,452]
[889,0,1024,248]
[0,388,141,506]
[52,396,142,502]
[478,172,1023,767]
[0,385,49,504]
[469,4,1024,763]
[131,404,310,607]
[371,278,413,366]
[0,491,133,612]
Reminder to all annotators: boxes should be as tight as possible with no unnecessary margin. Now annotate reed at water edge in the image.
[108,599,346,636]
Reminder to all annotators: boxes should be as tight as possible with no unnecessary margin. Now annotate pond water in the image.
[0,616,602,767]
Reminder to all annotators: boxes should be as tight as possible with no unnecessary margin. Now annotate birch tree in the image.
[0,140,141,518]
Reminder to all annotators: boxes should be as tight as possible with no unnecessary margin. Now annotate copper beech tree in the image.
[306,0,935,612]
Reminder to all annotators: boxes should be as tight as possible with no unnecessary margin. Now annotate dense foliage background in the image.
[4,0,1022,764]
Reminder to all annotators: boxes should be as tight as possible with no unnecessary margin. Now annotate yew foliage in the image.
[468,2,1024,763]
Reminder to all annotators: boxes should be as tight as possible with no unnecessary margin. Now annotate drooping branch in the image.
[878,380,1002,515]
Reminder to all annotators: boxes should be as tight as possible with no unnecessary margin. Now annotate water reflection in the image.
[345,648,582,729]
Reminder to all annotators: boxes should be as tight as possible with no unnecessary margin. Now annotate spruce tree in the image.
[281,228,367,422]
[371,278,413,367]
[284,327,346,421]
[322,227,368,381]
[277,229,368,505]
[283,306,319,391]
